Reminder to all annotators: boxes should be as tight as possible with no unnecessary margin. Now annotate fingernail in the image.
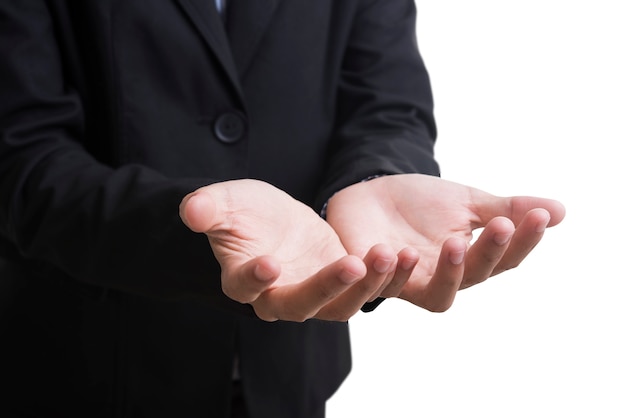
[449,250,465,265]
[493,232,512,246]
[373,258,393,274]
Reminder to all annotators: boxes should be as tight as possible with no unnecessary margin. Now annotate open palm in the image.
[180,179,388,321]
[326,174,566,312]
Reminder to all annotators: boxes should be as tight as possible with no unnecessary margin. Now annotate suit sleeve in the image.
[0,2,253,315]
[319,0,440,312]
[317,0,440,210]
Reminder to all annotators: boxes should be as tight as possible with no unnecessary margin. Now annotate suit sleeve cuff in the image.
[361,297,386,313]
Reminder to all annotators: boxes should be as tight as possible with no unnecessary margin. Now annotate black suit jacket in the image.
[0,1,439,417]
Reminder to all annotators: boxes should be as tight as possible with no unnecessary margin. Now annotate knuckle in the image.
[424,299,453,313]
[252,305,278,322]
[221,282,250,304]
[495,262,520,275]
[282,306,313,323]
[461,274,487,288]
[319,306,353,322]
[290,314,312,323]
[221,282,239,300]
[336,313,352,322]
[221,273,262,304]
[428,305,450,313]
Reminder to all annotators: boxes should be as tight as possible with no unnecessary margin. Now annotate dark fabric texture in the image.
[0,1,438,416]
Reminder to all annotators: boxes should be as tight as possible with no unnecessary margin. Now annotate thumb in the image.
[475,194,566,228]
[179,189,220,233]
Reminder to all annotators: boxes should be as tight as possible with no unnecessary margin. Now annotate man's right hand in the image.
[179,179,406,322]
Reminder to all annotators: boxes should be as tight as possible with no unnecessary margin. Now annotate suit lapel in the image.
[227,0,281,77]
[176,0,244,100]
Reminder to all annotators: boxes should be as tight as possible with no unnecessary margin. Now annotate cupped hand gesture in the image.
[180,179,395,322]
[325,174,566,312]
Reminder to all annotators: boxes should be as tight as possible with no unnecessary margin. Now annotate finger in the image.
[492,208,551,275]
[221,255,280,304]
[315,244,397,321]
[253,255,367,322]
[365,243,399,301]
[461,217,514,289]
[379,247,420,298]
[401,237,466,312]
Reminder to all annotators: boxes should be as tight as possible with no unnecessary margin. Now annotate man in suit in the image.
[0,1,564,417]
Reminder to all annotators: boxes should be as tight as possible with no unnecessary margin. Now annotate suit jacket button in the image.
[214,112,246,144]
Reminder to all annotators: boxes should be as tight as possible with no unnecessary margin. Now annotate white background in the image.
[329,1,625,417]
